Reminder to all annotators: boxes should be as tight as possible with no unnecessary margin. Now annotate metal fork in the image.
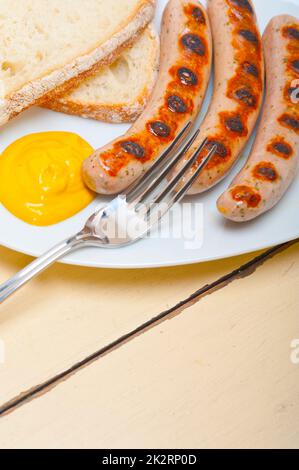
[0,123,216,304]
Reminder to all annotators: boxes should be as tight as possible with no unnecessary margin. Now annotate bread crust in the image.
[0,0,156,126]
[43,26,160,124]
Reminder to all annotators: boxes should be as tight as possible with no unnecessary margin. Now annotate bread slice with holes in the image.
[0,0,156,126]
[44,26,160,123]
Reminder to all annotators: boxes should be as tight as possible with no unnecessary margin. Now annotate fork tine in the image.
[145,143,217,228]
[152,138,210,206]
[170,144,217,205]
[134,128,201,205]
[145,142,217,230]
[126,121,192,202]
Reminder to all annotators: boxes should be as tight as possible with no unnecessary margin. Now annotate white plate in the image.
[0,0,298,269]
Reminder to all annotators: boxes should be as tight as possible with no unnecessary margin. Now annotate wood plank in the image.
[0,242,298,449]
[0,244,272,407]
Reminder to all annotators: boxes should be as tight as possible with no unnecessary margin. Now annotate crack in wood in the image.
[0,240,297,418]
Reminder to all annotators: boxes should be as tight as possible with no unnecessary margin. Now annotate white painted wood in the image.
[0,246,256,405]
[0,243,298,449]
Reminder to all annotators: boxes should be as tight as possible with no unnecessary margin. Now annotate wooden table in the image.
[0,241,298,449]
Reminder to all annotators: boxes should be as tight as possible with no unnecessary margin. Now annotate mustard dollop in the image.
[0,132,95,226]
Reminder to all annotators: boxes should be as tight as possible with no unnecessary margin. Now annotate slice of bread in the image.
[44,26,160,123]
[0,0,156,126]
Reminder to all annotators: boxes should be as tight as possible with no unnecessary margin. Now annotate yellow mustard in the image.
[0,132,95,226]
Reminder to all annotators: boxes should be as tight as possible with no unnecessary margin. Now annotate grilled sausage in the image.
[217,15,299,222]
[83,0,212,194]
[177,0,264,194]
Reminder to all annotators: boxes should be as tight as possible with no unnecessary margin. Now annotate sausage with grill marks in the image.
[217,15,299,222]
[177,0,265,195]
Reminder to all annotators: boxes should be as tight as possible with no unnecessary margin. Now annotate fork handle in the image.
[0,232,86,305]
